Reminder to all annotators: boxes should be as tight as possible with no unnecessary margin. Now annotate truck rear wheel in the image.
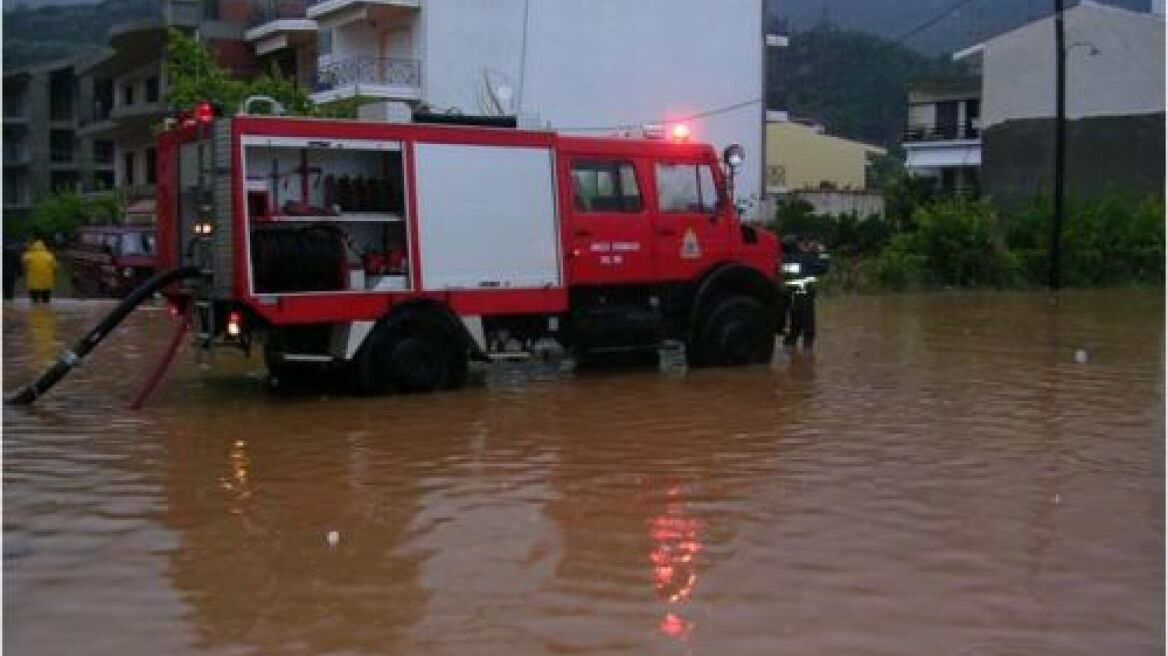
[355,316,468,394]
[693,294,775,366]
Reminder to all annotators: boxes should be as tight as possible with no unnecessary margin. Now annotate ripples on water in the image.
[3,290,1163,655]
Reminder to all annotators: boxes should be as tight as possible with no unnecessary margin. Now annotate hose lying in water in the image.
[6,265,203,405]
[128,306,192,411]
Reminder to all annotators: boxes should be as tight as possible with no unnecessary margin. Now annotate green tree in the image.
[246,64,317,116]
[166,30,329,117]
[165,29,248,112]
[27,191,121,242]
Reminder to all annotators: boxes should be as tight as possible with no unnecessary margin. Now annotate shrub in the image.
[770,200,891,257]
[27,191,120,245]
[1004,193,1165,286]
[910,198,1014,287]
[874,234,929,290]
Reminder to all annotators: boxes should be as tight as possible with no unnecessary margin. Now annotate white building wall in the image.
[417,0,763,217]
[982,2,1165,128]
[418,0,526,115]
[329,22,377,66]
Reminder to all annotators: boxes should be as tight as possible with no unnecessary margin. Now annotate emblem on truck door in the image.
[681,228,702,259]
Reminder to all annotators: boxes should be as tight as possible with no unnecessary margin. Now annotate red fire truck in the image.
[155,104,783,394]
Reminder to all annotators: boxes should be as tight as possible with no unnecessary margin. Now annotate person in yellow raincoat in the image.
[21,240,58,304]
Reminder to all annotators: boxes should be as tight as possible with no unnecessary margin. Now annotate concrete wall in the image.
[791,190,885,219]
[766,120,883,192]
[981,3,1165,128]
[982,112,1165,210]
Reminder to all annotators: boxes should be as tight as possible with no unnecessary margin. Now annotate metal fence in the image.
[903,124,981,142]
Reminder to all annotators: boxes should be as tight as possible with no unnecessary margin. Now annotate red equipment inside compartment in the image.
[363,249,406,275]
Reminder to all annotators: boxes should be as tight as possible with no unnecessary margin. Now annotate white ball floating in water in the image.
[1074,349,1089,364]
[326,530,340,547]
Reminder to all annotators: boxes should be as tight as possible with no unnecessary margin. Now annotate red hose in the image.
[129,307,192,410]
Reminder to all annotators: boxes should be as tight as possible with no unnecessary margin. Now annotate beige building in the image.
[765,116,886,194]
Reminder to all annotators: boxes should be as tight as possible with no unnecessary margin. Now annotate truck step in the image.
[279,353,335,363]
[487,351,532,361]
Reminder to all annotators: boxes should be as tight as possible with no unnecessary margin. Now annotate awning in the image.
[905,144,982,169]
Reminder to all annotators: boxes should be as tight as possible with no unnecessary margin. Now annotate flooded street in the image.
[3,290,1163,655]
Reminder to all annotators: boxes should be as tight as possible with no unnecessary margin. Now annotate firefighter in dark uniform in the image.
[780,235,829,350]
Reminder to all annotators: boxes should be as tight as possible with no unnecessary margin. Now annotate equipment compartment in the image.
[241,136,410,295]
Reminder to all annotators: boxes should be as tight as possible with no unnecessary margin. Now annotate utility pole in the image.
[1049,0,1067,290]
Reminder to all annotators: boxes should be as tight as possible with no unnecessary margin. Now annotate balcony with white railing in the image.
[903,123,980,144]
[903,122,982,173]
[311,57,421,104]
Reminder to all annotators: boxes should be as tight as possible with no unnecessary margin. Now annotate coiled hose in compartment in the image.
[251,224,349,294]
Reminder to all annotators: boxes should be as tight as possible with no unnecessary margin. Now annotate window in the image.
[121,232,154,256]
[570,160,642,213]
[123,151,135,185]
[656,163,718,213]
[318,29,333,56]
[95,171,115,190]
[95,140,114,165]
[145,77,160,103]
[122,83,134,106]
[145,147,157,185]
[50,130,73,163]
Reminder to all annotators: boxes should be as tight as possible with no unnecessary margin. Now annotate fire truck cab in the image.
[156,110,782,393]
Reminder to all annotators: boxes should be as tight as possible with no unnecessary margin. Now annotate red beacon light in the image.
[670,123,691,142]
[195,101,216,124]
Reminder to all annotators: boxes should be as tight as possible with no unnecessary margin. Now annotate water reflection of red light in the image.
[659,612,694,639]
[649,486,703,641]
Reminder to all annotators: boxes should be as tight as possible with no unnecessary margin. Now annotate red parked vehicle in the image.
[66,225,158,298]
[156,105,783,393]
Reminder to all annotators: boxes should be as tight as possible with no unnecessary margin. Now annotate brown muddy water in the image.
[3,290,1163,656]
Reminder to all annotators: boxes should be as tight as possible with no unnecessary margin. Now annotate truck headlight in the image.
[782,263,802,275]
[123,267,134,278]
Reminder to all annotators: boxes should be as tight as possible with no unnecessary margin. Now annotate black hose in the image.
[6,265,203,405]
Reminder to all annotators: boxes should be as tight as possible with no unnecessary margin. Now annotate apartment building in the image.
[76,0,258,209]
[245,0,317,88]
[958,1,1164,209]
[3,58,91,223]
[902,77,982,196]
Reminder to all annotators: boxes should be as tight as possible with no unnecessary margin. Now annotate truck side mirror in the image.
[723,144,745,171]
[721,144,746,212]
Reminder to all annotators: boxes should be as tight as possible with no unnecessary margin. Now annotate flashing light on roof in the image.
[642,124,665,139]
[195,101,216,124]
[670,123,691,142]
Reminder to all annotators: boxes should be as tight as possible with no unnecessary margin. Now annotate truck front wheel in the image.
[693,294,775,366]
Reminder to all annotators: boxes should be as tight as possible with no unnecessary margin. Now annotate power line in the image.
[555,98,762,133]
[894,0,986,43]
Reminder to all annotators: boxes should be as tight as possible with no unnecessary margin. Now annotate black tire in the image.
[354,314,469,394]
[693,294,775,366]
